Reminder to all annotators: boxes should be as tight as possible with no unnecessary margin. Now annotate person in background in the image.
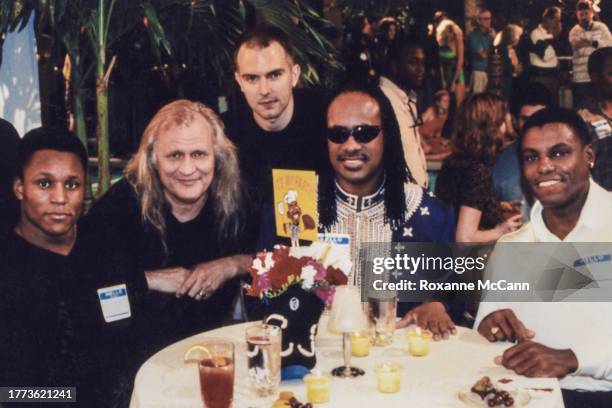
[468,9,495,94]
[420,89,452,161]
[0,118,20,234]
[390,40,435,114]
[569,0,612,108]
[374,16,398,69]
[529,6,562,105]
[435,92,523,242]
[492,83,553,221]
[495,24,524,101]
[342,14,378,85]
[578,46,612,190]
[379,40,429,188]
[476,108,612,408]
[433,11,466,109]
[378,17,398,42]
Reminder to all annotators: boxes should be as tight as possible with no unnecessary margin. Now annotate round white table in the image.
[130,316,564,408]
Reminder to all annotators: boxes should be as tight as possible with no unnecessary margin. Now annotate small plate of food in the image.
[458,376,531,407]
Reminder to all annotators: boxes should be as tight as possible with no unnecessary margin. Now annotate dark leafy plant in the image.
[1,0,341,195]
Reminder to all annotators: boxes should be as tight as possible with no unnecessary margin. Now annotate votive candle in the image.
[350,332,371,357]
[374,363,402,393]
[407,328,432,357]
[304,371,331,404]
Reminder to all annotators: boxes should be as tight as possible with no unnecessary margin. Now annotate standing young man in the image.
[569,0,612,107]
[529,7,562,105]
[468,9,495,94]
[224,26,327,212]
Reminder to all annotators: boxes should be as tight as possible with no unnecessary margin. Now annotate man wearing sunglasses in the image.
[317,86,461,340]
[379,40,429,189]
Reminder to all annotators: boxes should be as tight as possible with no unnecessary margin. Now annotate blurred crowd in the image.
[1,1,612,407]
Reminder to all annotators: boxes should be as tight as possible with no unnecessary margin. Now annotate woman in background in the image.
[433,11,466,109]
[421,90,452,161]
[435,92,523,242]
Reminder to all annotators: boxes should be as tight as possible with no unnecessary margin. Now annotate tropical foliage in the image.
[331,0,413,31]
[0,0,340,196]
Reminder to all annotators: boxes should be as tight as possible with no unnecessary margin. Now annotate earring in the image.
[589,162,594,169]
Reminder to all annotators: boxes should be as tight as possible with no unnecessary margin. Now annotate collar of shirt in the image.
[530,178,611,241]
[380,76,410,105]
[535,24,554,40]
[379,76,416,106]
[379,76,421,127]
[335,176,385,212]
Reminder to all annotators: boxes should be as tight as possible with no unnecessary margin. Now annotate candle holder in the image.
[374,363,403,393]
[350,332,371,357]
[407,328,432,357]
[327,286,367,377]
[304,371,331,403]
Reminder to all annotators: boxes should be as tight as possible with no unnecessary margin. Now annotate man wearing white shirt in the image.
[530,7,562,105]
[569,0,612,107]
[475,108,612,408]
[379,42,428,188]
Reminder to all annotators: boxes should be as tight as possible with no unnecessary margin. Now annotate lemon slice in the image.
[211,356,228,367]
[183,344,212,363]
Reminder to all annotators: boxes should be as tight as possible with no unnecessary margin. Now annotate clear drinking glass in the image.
[198,339,235,408]
[245,324,282,397]
[365,298,397,346]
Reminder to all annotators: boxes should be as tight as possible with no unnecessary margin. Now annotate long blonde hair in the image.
[124,99,242,245]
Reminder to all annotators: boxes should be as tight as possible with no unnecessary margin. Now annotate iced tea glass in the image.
[198,339,235,408]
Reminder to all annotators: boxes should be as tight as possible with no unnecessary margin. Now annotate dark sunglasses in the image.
[326,125,381,144]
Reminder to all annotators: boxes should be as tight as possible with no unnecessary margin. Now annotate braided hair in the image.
[318,84,412,231]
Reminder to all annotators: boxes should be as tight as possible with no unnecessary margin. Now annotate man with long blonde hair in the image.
[81,99,251,364]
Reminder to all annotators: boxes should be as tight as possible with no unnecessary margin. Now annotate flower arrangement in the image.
[245,242,350,307]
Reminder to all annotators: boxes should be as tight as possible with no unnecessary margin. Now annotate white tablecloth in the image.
[130,316,563,408]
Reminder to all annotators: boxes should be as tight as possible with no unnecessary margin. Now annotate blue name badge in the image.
[97,284,131,323]
[574,254,612,267]
[317,233,350,246]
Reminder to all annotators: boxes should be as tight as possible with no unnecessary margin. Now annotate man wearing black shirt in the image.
[0,127,99,404]
[223,26,327,212]
[81,100,251,371]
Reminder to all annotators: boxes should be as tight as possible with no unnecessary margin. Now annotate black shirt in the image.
[435,154,503,230]
[222,89,327,209]
[0,119,19,234]
[0,232,74,387]
[80,179,242,361]
[0,231,110,408]
[0,230,136,407]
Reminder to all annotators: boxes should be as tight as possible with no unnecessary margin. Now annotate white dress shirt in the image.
[476,180,612,391]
